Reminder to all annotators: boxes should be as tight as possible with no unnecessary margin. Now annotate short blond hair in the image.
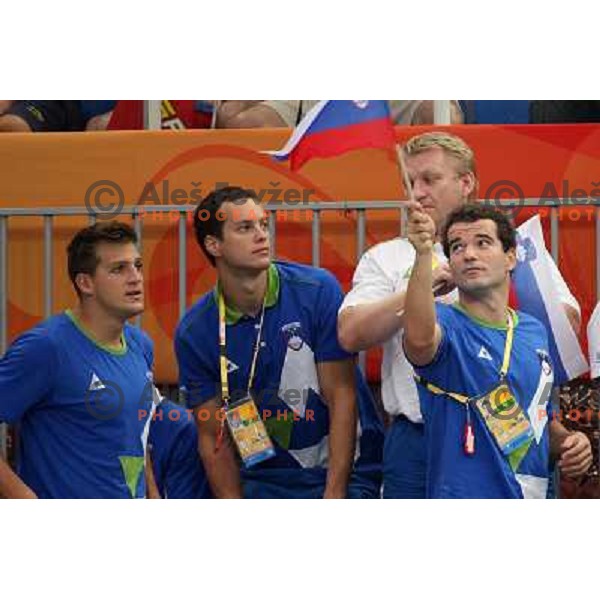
[403,132,478,199]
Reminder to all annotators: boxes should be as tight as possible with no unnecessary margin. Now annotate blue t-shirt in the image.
[413,304,553,499]
[175,261,383,497]
[149,401,211,499]
[0,312,155,499]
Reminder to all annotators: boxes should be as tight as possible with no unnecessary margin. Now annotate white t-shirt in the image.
[340,237,580,422]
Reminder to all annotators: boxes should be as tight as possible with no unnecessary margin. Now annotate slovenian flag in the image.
[268,100,396,170]
[587,301,600,379]
[511,215,588,384]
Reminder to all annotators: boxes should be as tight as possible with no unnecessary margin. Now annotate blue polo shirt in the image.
[0,311,155,498]
[175,261,383,498]
[413,304,553,499]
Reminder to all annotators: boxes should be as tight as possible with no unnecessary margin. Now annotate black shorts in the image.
[5,100,87,131]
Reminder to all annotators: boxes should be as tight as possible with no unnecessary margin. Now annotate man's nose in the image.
[128,265,143,282]
[255,223,268,240]
[412,179,428,201]
[463,243,477,260]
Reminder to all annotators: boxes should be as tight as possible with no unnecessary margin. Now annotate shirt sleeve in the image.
[339,247,397,313]
[314,268,354,363]
[133,328,154,370]
[0,328,59,424]
[142,331,154,369]
[408,305,455,376]
[174,328,219,409]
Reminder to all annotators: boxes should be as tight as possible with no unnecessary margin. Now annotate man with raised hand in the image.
[404,202,553,498]
[338,131,590,497]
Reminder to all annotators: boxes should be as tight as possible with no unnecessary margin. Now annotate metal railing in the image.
[1,197,599,457]
[2,198,600,351]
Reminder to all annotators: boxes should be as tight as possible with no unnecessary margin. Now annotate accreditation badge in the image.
[225,395,276,468]
[473,382,534,456]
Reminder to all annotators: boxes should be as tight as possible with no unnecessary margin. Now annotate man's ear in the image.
[75,273,94,297]
[505,247,517,273]
[459,171,476,199]
[204,235,221,261]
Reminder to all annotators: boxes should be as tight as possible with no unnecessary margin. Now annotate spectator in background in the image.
[530,101,600,123]
[0,101,116,132]
[216,100,464,128]
[107,100,216,130]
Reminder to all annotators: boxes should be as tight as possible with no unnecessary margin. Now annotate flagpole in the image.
[396,144,415,203]
[395,144,415,239]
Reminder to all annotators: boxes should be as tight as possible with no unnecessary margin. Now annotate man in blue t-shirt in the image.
[175,186,383,499]
[0,221,155,498]
[404,202,561,498]
[147,400,212,499]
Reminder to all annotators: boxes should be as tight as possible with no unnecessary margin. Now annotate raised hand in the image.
[407,200,436,256]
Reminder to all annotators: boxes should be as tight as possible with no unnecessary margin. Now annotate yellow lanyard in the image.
[415,307,516,404]
[218,292,266,409]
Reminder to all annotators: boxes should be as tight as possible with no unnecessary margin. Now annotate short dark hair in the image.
[193,185,259,266]
[442,204,516,257]
[67,220,138,296]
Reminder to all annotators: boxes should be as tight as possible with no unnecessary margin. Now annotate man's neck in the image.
[71,304,125,348]
[457,288,509,327]
[219,267,268,317]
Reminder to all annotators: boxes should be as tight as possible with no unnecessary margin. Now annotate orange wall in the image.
[1,124,598,381]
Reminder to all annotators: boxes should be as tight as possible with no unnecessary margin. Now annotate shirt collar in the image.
[213,263,280,325]
[452,302,519,330]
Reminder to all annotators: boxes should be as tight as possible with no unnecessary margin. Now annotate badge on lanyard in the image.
[217,290,276,467]
[225,395,276,467]
[473,381,534,456]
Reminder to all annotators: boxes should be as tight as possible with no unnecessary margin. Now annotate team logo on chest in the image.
[88,372,106,391]
[536,349,553,376]
[281,322,305,351]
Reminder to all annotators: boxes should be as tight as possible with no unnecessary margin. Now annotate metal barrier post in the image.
[311,208,321,267]
[43,215,53,320]
[550,206,560,265]
[356,209,367,374]
[134,210,143,328]
[0,216,7,459]
[596,207,600,303]
[179,212,187,321]
[0,216,7,355]
[268,211,277,259]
